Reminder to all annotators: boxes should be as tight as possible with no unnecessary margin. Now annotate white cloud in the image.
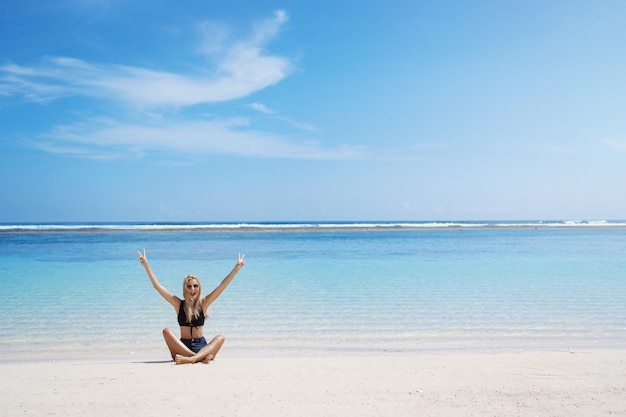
[604,138,626,152]
[0,11,292,107]
[0,10,337,160]
[251,102,275,114]
[250,10,289,45]
[1,10,403,162]
[250,101,316,132]
[34,118,368,160]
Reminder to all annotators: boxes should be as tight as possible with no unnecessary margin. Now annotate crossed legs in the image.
[162,328,226,365]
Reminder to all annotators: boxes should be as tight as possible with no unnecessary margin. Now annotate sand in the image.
[1,350,625,417]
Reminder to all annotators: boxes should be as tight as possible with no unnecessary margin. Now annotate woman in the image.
[138,248,245,364]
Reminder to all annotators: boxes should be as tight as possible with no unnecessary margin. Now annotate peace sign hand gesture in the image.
[137,248,148,265]
[236,252,245,269]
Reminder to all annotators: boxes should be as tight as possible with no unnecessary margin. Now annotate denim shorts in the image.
[180,336,207,353]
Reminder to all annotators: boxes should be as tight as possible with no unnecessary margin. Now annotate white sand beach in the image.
[1,350,625,417]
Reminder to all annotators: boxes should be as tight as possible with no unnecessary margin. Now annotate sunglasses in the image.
[186,284,199,289]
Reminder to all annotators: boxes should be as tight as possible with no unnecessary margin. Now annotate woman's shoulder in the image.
[172,296,183,309]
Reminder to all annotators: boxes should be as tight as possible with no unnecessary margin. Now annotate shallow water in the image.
[1,225,625,360]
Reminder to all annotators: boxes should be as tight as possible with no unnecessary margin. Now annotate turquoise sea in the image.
[1,221,625,361]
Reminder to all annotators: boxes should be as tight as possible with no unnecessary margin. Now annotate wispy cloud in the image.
[0,10,292,108]
[0,10,400,161]
[34,117,368,160]
[604,138,626,152]
[250,101,316,132]
[250,102,275,114]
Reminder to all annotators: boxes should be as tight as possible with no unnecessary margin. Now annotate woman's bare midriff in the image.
[179,326,203,339]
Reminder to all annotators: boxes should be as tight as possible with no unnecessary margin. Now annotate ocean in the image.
[1,221,625,361]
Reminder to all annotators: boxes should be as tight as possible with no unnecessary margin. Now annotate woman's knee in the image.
[162,328,175,338]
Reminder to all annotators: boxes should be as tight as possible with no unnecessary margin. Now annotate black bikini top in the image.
[177,301,205,328]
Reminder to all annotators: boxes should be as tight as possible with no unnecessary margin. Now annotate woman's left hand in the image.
[137,248,148,265]
[236,252,245,268]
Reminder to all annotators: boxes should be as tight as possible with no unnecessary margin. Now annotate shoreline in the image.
[2,349,625,416]
[2,345,624,363]
[3,336,625,365]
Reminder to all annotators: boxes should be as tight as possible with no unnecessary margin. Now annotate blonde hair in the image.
[182,274,204,323]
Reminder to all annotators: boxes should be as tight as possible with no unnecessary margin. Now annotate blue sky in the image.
[1,1,625,222]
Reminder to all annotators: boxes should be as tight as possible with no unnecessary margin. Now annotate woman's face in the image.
[185,278,200,301]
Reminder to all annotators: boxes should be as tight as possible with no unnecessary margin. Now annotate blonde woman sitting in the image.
[138,249,245,364]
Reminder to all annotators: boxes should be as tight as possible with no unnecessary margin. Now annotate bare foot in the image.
[175,354,194,365]
[202,355,214,364]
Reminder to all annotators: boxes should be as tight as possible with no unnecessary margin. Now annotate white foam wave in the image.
[1,220,625,232]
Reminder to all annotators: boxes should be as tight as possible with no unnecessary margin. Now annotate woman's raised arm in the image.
[202,253,245,309]
[138,249,179,309]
